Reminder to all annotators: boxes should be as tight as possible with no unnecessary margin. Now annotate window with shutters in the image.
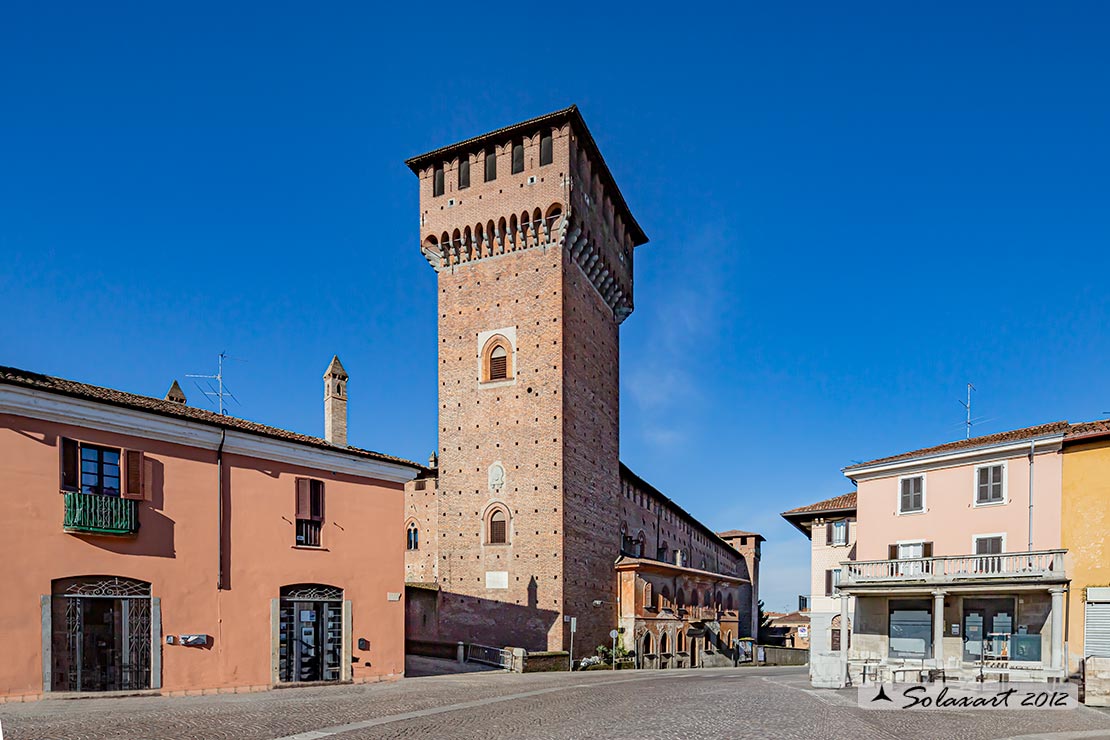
[540,130,553,166]
[457,158,470,190]
[60,439,144,535]
[480,335,514,384]
[433,166,444,197]
[974,534,1004,555]
[898,475,925,514]
[295,478,325,547]
[511,140,524,174]
[825,568,842,596]
[487,507,509,545]
[79,444,122,496]
[484,148,497,182]
[974,463,1006,505]
[644,581,654,611]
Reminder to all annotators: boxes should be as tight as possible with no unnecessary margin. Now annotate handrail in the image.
[841,549,1066,585]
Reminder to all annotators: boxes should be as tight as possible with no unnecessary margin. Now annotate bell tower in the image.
[405,106,647,657]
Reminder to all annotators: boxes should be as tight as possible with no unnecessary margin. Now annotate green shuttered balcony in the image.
[63,492,139,536]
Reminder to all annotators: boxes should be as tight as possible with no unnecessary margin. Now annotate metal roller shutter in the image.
[1085,588,1110,658]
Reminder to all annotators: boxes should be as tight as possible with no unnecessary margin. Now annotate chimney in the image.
[323,355,348,446]
[165,380,187,404]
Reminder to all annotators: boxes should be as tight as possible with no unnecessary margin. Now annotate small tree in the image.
[756,599,773,643]
[595,642,632,664]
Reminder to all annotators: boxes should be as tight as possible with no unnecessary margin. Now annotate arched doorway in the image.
[51,576,152,692]
[659,632,669,669]
[278,584,344,683]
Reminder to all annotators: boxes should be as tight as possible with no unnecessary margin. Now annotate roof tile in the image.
[0,366,422,470]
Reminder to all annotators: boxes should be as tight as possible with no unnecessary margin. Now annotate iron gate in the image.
[466,643,513,668]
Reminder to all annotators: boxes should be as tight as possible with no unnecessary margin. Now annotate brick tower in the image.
[405,106,647,656]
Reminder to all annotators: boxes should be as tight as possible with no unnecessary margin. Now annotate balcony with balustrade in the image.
[840,549,1066,590]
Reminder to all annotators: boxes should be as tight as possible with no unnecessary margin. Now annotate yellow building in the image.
[1062,421,1110,672]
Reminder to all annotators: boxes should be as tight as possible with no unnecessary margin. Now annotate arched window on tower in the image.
[433,166,444,197]
[488,508,508,544]
[458,157,470,189]
[489,346,507,380]
[481,336,513,383]
[406,521,419,550]
[512,140,524,174]
[484,148,497,181]
[540,130,553,166]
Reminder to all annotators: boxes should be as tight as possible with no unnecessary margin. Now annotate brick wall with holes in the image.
[431,244,567,651]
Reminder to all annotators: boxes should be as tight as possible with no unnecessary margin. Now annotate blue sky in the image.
[2,2,1108,611]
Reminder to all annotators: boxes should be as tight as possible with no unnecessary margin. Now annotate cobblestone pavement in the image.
[2,665,1110,740]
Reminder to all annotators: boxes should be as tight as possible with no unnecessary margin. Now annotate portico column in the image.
[839,592,850,658]
[1050,587,1065,671]
[932,590,945,668]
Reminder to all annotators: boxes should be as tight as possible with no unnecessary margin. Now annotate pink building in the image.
[826,422,1070,686]
[0,362,421,701]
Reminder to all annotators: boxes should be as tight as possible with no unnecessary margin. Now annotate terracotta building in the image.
[402,106,761,662]
[0,361,421,701]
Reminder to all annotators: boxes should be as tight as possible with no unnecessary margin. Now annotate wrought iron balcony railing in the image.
[841,549,1065,587]
[63,492,139,536]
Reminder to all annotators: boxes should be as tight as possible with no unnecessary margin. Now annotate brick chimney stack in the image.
[323,355,348,447]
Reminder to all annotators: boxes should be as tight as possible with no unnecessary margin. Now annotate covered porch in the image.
[836,549,1068,684]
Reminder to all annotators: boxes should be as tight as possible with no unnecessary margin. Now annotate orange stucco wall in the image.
[1062,437,1110,671]
[0,413,405,699]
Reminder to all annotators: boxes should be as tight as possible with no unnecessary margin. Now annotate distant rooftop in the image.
[780,492,857,536]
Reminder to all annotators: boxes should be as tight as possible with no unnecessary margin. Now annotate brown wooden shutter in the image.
[888,544,899,560]
[825,522,834,544]
[122,450,145,500]
[489,354,507,380]
[824,569,833,597]
[295,478,311,519]
[922,541,933,558]
[61,438,79,491]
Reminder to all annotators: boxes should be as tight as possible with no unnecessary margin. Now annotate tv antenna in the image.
[187,352,243,415]
[958,383,976,439]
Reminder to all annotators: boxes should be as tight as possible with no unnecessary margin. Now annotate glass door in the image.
[278,584,344,683]
[962,597,1016,662]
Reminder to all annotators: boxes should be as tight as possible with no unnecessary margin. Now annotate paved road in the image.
[2,665,1110,740]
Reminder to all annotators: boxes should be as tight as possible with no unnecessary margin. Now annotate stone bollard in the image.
[457,642,465,664]
[511,647,527,673]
